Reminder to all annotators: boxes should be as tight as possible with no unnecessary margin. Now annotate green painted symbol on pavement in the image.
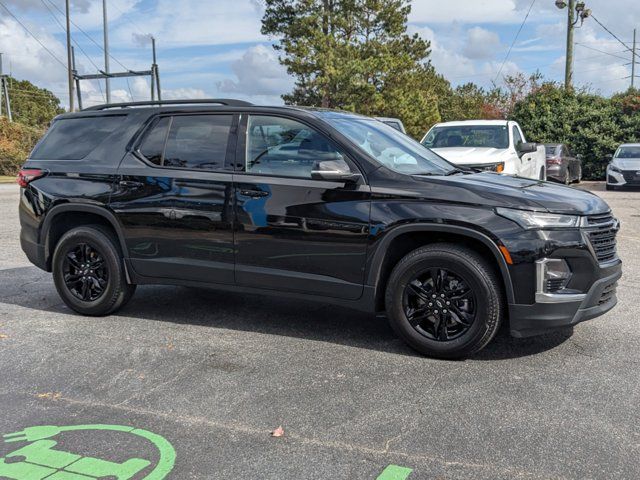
[376,464,413,480]
[0,424,176,479]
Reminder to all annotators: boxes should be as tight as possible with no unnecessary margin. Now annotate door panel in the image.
[111,113,237,284]
[233,115,371,300]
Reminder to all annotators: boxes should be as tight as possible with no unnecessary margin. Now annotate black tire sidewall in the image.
[386,249,500,358]
[52,227,125,316]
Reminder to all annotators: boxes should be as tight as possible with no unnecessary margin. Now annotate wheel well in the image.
[374,231,508,312]
[45,211,121,271]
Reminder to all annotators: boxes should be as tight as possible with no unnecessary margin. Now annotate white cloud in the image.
[463,27,501,60]
[217,44,292,99]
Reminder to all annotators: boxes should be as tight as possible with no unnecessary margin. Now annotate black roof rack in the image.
[83,98,254,111]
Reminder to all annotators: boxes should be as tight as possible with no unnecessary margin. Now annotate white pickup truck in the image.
[420,120,546,180]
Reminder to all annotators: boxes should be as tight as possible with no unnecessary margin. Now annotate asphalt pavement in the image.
[0,181,639,479]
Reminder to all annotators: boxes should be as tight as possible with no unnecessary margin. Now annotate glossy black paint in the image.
[18,104,621,338]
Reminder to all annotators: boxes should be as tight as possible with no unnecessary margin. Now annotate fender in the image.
[366,223,515,304]
[41,203,130,265]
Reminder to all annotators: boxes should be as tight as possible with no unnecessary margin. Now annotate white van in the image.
[420,120,546,180]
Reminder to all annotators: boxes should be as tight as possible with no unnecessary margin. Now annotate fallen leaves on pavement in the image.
[270,426,285,437]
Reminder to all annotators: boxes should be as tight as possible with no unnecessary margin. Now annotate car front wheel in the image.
[385,244,504,359]
[52,225,136,316]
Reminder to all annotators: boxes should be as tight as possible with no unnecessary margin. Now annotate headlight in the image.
[608,164,621,173]
[496,207,584,229]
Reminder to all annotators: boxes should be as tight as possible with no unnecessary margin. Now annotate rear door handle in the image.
[119,180,144,188]
[240,189,269,198]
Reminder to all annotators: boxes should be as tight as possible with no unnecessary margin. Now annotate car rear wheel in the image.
[52,225,136,316]
[385,244,504,359]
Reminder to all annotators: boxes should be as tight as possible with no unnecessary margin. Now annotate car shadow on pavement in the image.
[0,266,573,361]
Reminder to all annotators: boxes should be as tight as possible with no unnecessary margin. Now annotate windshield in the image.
[422,125,509,149]
[615,146,640,159]
[322,116,454,175]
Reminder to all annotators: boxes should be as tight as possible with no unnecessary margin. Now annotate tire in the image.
[52,225,136,316]
[385,244,504,359]
[539,167,546,181]
[564,173,571,186]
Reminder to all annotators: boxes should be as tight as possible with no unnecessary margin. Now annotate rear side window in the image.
[164,115,232,170]
[31,116,123,160]
[139,117,170,166]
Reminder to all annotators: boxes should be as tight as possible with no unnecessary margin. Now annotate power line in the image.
[45,0,132,72]
[591,14,640,60]
[493,0,537,83]
[0,1,68,71]
[40,0,106,102]
[575,43,630,61]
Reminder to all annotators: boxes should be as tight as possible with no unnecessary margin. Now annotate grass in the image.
[0,175,16,184]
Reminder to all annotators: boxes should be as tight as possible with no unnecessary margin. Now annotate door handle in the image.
[240,189,269,198]
[119,180,144,188]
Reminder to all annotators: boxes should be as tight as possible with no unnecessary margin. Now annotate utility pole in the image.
[632,28,637,89]
[565,0,575,89]
[65,0,75,112]
[152,37,161,101]
[103,0,111,103]
[555,1,591,90]
[71,47,83,110]
[0,53,13,122]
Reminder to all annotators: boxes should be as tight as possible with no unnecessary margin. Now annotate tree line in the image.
[1,0,638,179]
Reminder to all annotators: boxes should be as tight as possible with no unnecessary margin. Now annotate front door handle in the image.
[240,189,269,198]
[119,180,144,188]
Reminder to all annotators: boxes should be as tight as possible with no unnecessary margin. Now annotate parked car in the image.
[375,117,406,134]
[421,120,547,180]
[544,143,582,185]
[18,99,621,359]
[606,143,640,190]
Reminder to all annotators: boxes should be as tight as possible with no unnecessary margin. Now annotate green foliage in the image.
[261,0,442,137]
[5,76,64,128]
[510,84,639,180]
[0,117,44,175]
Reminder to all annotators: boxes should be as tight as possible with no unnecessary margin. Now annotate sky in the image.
[0,0,638,108]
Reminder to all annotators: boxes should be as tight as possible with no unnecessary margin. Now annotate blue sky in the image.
[0,0,638,108]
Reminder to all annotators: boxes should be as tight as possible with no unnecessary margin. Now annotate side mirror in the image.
[311,160,362,183]
[517,142,538,156]
[605,154,613,160]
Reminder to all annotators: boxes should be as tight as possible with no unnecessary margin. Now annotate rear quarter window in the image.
[30,115,124,160]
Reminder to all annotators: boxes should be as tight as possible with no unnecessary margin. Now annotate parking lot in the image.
[0,181,639,479]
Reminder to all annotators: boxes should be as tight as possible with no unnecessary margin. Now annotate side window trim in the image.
[134,113,237,172]
[235,113,362,180]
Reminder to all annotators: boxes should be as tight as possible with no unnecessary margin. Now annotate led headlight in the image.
[608,164,621,173]
[496,207,584,229]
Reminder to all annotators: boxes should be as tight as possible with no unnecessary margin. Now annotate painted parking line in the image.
[376,464,413,480]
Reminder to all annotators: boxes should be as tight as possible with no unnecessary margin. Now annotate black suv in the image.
[18,99,622,358]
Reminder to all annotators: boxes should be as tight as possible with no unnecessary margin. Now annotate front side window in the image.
[512,126,523,149]
[245,116,350,179]
[322,115,453,176]
[422,125,509,150]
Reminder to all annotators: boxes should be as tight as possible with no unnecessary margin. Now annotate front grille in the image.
[586,213,618,264]
[622,170,640,185]
[598,282,617,306]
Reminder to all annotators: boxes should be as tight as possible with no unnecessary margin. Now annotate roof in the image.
[433,120,512,127]
[619,143,640,147]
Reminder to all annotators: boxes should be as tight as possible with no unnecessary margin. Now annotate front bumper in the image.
[508,259,622,338]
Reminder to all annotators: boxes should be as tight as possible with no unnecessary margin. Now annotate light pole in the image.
[555,0,591,90]
[65,0,75,111]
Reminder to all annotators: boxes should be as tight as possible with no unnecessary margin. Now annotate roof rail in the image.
[83,98,254,111]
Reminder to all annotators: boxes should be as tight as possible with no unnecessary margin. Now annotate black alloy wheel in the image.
[403,268,476,341]
[62,243,109,301]
[52,225,136,316]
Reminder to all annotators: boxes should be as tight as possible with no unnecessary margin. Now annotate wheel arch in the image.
[367,224,515,311]
[41,203,129,271]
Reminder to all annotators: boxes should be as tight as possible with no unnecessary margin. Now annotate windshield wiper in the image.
[444,168,469,176]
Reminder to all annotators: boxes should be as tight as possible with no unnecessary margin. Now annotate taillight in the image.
[17,168,45,188]
[546,157,562,165]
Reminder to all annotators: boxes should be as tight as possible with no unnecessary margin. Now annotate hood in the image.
[431,147,507,165]
[612,158,640,170]
[409,172,610,215]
